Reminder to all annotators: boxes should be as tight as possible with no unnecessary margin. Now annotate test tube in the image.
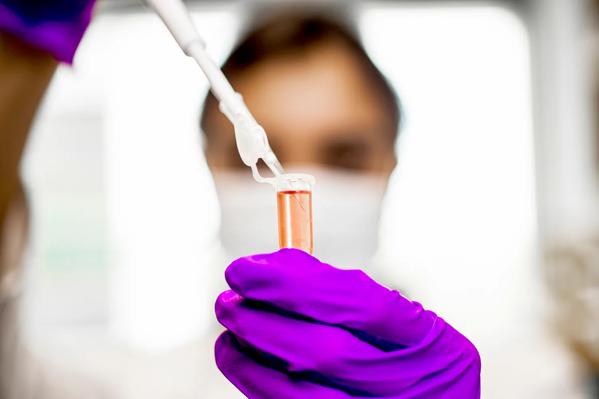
[275,174,315,254]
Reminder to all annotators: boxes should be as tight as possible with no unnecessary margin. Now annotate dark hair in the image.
[200,11,401,142]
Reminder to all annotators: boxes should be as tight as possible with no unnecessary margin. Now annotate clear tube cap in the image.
[273,173,315,191]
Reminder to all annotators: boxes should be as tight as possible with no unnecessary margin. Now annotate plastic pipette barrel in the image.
[275,174,315,254]
[143,0,284,181]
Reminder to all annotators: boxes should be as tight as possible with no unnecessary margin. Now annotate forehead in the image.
[228,40,391,138]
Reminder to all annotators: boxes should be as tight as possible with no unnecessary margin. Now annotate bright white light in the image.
[361,2,536,350]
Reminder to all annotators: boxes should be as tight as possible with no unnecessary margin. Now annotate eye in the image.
[321,137,372,171]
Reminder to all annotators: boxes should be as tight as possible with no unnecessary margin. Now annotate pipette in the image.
[144,0,315,254]
[143,0,284,184]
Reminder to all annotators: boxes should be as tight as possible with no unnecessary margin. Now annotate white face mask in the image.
[213,168,387,270]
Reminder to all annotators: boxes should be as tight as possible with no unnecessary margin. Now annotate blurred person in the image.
[0,1,481,398]
[0,1,105,398]
[201,12,398,271]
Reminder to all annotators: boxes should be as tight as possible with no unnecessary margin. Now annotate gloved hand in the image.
[0,0,95,63]
[215,249,480,398]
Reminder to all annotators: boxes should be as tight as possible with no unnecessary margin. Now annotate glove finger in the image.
[215,331,358,399]
[226,248,435,347]
[216,290,477,397]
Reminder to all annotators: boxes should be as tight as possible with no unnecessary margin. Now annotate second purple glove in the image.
[215,248,481,398]
[0,0,95,63]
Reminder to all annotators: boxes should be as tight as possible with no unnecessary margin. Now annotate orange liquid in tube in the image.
[277,190,313,254]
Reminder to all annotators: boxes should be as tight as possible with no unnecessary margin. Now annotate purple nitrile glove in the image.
[215,248,480,399]
[0,0,95,64]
